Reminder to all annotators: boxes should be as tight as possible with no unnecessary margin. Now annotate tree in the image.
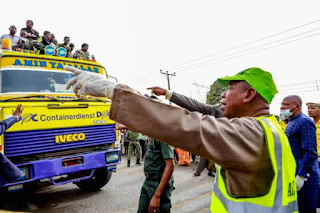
[206,80,227,105]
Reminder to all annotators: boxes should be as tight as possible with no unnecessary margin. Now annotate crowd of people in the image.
[0,20,96,61]
[63,66,320,213]
[120,121,216,176]
[114,76,320,212]
[0,32,319,211]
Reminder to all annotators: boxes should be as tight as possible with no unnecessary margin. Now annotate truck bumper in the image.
[3,149,121,187]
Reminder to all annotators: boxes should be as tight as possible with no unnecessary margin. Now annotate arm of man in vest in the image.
[149,143,174,213]
[148,86,223,117]
[65,66,273,197]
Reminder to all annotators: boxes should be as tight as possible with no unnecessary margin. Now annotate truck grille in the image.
[4,124,116,157]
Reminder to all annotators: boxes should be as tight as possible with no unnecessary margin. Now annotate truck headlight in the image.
[106,152,119,163]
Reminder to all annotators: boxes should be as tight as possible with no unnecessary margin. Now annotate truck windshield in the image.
[0,69,75,93]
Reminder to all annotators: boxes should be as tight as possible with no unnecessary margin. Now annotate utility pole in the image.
[160,70,176,104]
[192,81,209,103]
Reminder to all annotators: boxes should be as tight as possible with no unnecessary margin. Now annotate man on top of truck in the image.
[0,25,20,46]
[20,20,39,41]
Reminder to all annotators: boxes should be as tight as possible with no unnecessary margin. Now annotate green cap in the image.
[218,67,278,104]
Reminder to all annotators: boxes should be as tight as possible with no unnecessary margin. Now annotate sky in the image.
[1,0,320,115]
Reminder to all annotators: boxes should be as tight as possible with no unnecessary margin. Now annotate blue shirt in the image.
[0,117,23,186]
[285,113,318,178]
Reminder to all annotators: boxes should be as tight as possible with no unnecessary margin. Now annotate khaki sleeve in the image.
[110,84,265,173]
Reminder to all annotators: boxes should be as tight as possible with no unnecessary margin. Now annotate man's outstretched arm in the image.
[148,86,223,117]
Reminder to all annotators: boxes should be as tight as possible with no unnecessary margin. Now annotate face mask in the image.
[280,105,296,121]
[279,109,293,121]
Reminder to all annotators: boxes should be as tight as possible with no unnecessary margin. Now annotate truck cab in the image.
[0,51,121,196]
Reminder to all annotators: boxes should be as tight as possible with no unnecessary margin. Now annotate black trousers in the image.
[139,139,146,159]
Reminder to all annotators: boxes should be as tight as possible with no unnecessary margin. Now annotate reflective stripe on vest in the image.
[210,117,298,213]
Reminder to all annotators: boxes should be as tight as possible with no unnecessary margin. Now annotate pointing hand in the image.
[65,66,116,99]
[147,86,167,96]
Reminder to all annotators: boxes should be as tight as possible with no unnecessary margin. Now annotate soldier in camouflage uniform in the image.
[137,95,175,213]
[126,130,142,167]
[73,43,90,61]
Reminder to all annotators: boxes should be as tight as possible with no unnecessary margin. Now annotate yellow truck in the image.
[0,51,121,196]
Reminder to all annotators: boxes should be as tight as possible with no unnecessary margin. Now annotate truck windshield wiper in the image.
[70,97,110,103]
[0,95,110,103]
[0,95,65,102]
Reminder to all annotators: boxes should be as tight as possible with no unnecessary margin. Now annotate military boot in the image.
[136,159,141,165]
[127,160,130,167]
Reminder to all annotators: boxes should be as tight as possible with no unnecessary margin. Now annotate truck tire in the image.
[0,188,22,210]
[75,168,112,191]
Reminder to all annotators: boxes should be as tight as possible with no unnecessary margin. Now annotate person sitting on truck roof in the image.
[39,31,51,46]
[49,33,57,47]
[0,25,21,47]
[69,43,75,58]
[38,31,52,54]
[19,30,29,42]
[16,30,30,50]
[0,105,24,187]
[57,36,71,57]
[73,43,91,61]
[20,20,39,41]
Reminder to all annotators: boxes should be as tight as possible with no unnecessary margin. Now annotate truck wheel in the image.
[75,168,112,191]
[0,188,22,210]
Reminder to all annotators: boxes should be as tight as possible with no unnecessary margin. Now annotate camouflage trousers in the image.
[127,141,141,161]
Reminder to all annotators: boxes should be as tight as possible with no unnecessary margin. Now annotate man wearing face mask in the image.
[280,95,320,213]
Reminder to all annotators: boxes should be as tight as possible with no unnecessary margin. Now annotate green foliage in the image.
[206,80,227,105]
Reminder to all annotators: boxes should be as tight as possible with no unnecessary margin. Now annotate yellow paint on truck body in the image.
[0,51,106,75]
[0,52,114,154]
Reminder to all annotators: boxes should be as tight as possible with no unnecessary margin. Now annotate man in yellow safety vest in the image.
[65,66,298,213]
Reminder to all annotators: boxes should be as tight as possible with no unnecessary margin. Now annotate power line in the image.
[187,80,320,95]
[126,72,159,84]
[129,74,160,86]
[278,80,318,87]
[130,77,161,87]
[126,19,320,87]
[279,85,318,91]
[170,28,320,73]
[161,18,320,71]
[172,31,320,73]
[192,81,210,89]
[278,89,319,95]
[192,81,209,102]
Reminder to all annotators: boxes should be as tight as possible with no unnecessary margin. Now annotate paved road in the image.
[10,156,214,213]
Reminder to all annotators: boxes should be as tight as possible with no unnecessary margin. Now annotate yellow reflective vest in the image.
[210,116,298,213]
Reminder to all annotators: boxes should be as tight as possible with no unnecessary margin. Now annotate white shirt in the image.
[0,34,21,46]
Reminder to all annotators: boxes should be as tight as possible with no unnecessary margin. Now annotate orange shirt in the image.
[279,121,287,131]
